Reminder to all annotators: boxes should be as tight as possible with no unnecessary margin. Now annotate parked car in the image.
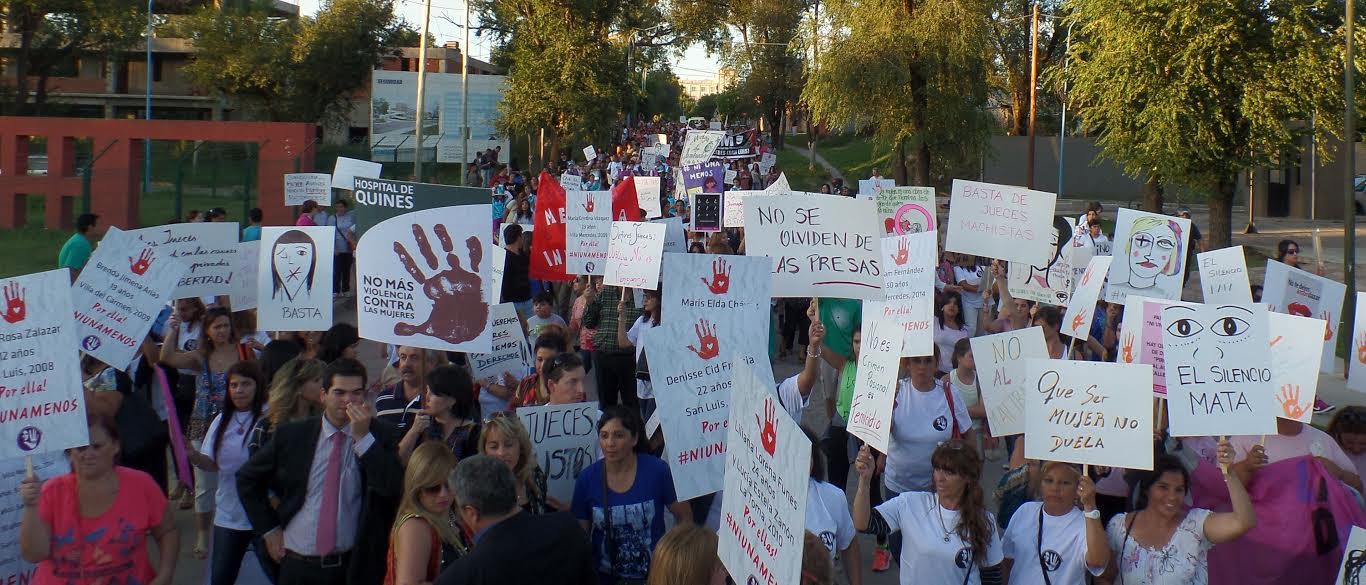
[1354,175,1366,214]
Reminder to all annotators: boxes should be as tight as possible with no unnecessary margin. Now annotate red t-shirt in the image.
[36,466,167,585]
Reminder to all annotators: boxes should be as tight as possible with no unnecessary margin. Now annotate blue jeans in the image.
[209,526,256,585]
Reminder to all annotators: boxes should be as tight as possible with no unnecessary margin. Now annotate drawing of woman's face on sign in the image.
[271,229,316,302]
[1126,217,1181,286]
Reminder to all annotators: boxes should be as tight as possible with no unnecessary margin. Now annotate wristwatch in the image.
[1083,509,1101,520]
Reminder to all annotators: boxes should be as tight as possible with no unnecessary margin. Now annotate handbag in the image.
[634,348,650,382]
[942,380,964,440]
[116,368,169,457]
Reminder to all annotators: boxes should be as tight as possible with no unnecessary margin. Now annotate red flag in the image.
[530,171,572,281]
[611,175,643,222]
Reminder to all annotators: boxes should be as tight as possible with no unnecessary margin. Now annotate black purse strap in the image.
[602,463,617,578]
[1037,505,1053,585]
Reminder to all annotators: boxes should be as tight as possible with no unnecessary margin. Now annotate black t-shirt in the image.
[501,248,532,303]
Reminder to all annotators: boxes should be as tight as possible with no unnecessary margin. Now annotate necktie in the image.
[316,430,345,554]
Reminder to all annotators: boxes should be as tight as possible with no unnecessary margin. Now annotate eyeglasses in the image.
[1285,249,1300,255]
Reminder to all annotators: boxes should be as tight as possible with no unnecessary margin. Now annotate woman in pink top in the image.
[295,200,319,226]
[20,415,178,585]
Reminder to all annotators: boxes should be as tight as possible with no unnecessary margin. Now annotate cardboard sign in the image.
[723,190,758,228]
[652,217,687,254]
[0,269,88,458]
[718,358,809,585]
[858,178,897,199]
[759,152,777,176]
[124,222,240,299]
[1262,260,1347,373]
[332,156,382,190]
[229,241,260,311]
[1349,293,1366,393]
[71,229,187,369]
[470,303,530,385]
[256,226,334,331]
[680,130,726,166]
[603,221,666,290]
[356,205,493,353]
[1103,208,1192,304]
[1162,303,1276,437]
[724,170,738,186]
[1008,218,1075,307]
[1114,296,1191,394]
[848,306,903,452]
[583,145,597,162]
[517,401,600,502]
[352,177,487,238]
[560,173,583,192]
[1061,256,1114,340]
[1024,360,1154,470]
[1197,246,1252,304]
[663,253,772,350]
[742,193,883,299]
[565,191,612,275]
[970,327,1049,437]
[875,186,935,236]
[634,176,663,218]
[878,233,937,357]
[1267,311,1326,422]
[682,162,725,198]
[1335,525,1366,585]
[945,179,1058,265]
[284,173,333,206]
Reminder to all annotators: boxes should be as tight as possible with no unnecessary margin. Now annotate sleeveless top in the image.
[383,514,462,585]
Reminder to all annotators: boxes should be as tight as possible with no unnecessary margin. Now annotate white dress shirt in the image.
[283,416,375,555]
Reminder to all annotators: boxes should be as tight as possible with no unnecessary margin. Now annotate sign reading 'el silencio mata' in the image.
[1162,302,1277,437]
[945,179,1057,265]
[0,269,88,459]
[742,193,883,299]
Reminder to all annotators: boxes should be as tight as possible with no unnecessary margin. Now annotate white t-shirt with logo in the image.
[875,491,1004,585]
[1003,502,1104,585]
[806,478,855,559]
[884,379,974,494]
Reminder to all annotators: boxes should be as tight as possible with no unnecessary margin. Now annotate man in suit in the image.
[238,358,402,585]
[436,455,597,585]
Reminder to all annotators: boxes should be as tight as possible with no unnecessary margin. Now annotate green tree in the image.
[1,0,143,115]
[802,0,995,187]
[639,68,687,120]
[987,1,1067,136]
[1063,0,1346,248]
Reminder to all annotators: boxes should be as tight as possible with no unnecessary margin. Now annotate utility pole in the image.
[1025,1,1039,190]
[1056,22,1073,198]
[145,0,153,197]
[413,0,432,182]
[1343,0,1357,371]
[461,0,471,186]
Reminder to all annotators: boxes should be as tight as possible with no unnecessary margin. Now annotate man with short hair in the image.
[58,213,99,279]
[242,208,264,242]
[435,455,595,585]
[375,346,432,430]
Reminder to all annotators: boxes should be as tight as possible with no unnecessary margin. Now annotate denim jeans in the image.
[209,526,256,585]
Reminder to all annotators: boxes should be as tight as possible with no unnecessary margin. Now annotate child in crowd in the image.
[526,291,568,341]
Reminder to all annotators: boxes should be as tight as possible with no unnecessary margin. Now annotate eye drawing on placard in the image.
[1164,304,1253,361]
[1122,217,1184,291]
[271,229,316,302]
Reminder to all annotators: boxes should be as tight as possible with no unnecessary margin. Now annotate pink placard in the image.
[1141,301,1168,396]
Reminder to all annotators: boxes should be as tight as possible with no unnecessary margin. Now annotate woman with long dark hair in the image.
[399,364,482,463]
[617,287,661,422]
[317,323,360,364]
[934,292,970,375]
[853,440,1003,584]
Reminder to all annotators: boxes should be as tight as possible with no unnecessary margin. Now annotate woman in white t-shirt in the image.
[618,287,661,423]
[802,428,861,585]
[1105,449,1255,585]
[853,440,1004,585]
[1002,462,1108,585]
[884,350,975,496]
[953,256,985,334]
[933,292,971,375]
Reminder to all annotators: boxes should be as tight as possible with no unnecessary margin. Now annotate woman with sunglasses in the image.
[1273,238,1332,414]
[1105,449,1254,585]
[385,442,469,585]
[853,440,1003,585]
[1000,461,1108,585]
[480,413,561,514]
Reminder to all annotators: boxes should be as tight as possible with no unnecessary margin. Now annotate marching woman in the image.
[399,364,482,463]
[803,429,862,585]
[853,441,1004,585]
[385,442,469,585]
[479,413,560,514]
[1001,462,1108,584]
[1105,449,1256,585]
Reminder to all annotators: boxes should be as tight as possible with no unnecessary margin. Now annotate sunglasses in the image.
[422,483,450,495]
[1285,249,1300,255]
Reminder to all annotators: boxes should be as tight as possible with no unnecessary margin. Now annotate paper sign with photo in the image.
[256,226,335,331]
[970,327,1049,437]
[1162,303,1276,437]
[1262,259,1347,373]
[1103,208,1192,304]
[945,179,1058,265]
[1024,360,1154,470]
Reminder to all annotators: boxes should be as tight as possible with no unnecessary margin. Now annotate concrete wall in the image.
[982,135,1148,202]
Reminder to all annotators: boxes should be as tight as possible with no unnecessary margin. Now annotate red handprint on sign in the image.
[1357,332,1366,365]
[700,257,731,294]
[582,193,595,213]
[393,223,489,344]
[129,247,154,275]
[2,281,25,324]
[685,319,719,360]
[1276,384,1307,420]
[1321,310,1335,341]
[756,398,778,456]
[891,238,909,266]
[1121,333,1135,363]
[1070,312,1085,333]
[1080,266,1093,286]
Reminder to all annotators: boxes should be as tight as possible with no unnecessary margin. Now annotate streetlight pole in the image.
[461,0,470,185]
[414,0,432,182]
[1026,1,1039,189]
[1056,21,1073,198]
[1343,0,1357,367]
[145,0,153,197]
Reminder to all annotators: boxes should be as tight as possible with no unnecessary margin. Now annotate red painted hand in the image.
[756,398,778,456]
[685,319,720,360]
[700,257,731,294]
[891,238,909,266]
[393,223,489,344]
[130,247,154,275]
[583,193,595,213]
[2,281,25,324]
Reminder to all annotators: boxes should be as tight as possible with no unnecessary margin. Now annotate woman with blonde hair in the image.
[647,524,727,585]
[247,357,324,454]
[479,413,560,513]
[386,442,468,585]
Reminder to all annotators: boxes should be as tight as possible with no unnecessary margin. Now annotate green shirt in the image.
[57,233,93,271]
[836,361,858,420]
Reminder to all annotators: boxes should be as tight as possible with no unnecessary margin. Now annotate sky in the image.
[294,0,723,78]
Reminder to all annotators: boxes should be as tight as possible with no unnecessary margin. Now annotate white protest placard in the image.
[1267,311,1326,422]
[680,130,725,166]
[284,173,333,206]
[1024,360,1154,470]
[1349,293,1366,393]
[229,241,260,311]
[709,121,723,131]
[603,221,666,290]
[945,179,1057,265]
[1162,303,1276,437]
[1103,208,1192,304]
[970,327,1049,437]
[256,226,334,331]
[875,186,935,236]
[560,173,583,192]
[878,233,937,357]
[1008,218,1075,306]
[517,401,599,502]
[565,191,611,275]
[1061,256,1114,340]
[125,222,241,299]
[847,306,902,452]
[857,178,896,199]
[583,145,597,162]
[332,156,382,190]
[0,453,65,584]
[742,193,883,299]
[722,190,758,228]
[356,204,494,353]
[759,152,777,176]
[663,254,771,333]
[1197,246,1252,304]
[0,269,88,458]
[719,358,809,585]
[71,228,188,369]
[651,217,687,254]
[724,169,737,186]
[765,172,791,195]
[470,303,529,385]
[1334,525,1366,585]
[634,176,663,218]
[490,244,506,305]
[1263,260,1347,373]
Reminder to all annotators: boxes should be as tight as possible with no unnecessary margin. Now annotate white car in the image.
[1354,175,1366,215]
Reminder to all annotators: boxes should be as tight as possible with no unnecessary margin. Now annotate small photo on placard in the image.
[693,192,722,232]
